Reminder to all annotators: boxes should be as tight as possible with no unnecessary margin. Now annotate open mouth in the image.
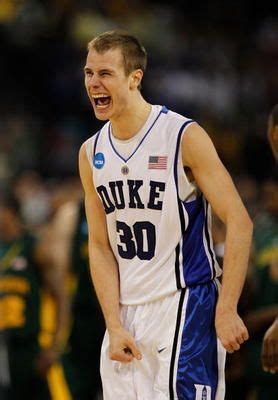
[92,94,111,109]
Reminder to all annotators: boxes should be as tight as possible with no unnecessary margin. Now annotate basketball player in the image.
[79,30,253,399]
[261,104,278,374]
[51,198,105,399]
[0,192,67,399]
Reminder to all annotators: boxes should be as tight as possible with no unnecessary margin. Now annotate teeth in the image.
[92,94,109,98]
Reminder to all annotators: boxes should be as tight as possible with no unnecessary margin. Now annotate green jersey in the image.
[0,233,51,400]
[0,233,41,342]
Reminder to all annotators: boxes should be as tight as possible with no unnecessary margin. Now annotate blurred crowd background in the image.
[0,1,277,399]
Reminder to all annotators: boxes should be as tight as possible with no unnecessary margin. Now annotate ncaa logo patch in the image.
[93,152,105,169]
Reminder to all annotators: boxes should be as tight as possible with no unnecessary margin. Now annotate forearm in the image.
[217,214,253,311]
[90,244,122,331]
[47,272,70,352]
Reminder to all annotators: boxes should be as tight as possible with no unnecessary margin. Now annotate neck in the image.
[110,93,151,140]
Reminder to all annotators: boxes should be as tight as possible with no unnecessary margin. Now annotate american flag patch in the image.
[148,156,167,169]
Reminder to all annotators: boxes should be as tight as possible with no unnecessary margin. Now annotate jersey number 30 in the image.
[116,221,156,260]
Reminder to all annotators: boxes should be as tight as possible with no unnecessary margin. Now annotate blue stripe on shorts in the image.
[176,282,218,399]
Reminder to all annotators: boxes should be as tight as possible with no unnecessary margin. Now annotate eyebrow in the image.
[84,67,114,74]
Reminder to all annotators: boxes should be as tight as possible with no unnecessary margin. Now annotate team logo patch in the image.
[93,152,105,169]
[148,156,167,170]
[194,384,211,400]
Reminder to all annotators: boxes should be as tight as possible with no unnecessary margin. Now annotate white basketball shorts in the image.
[100,280,226,400]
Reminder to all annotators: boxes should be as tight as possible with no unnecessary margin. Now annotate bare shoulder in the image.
[181,122,219,168]
[79,140,94,192]
[79,140,89,164]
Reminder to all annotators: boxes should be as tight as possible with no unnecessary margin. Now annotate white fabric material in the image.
[86,105,196,305]
[100,291,182,400]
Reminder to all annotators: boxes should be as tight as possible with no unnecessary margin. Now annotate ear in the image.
[268,125,278,160]
[273,125,278,140]
[130,69,143,90]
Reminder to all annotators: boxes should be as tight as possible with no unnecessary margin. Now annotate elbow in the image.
[228,209,253,236]
[245,212,253,234]
[238,211,253,237]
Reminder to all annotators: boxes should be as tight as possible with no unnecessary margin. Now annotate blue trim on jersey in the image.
[108,106,168,163]
[176,282,218,399]
[173,119,194,288]
[181,197,213,285]
[173,119,194,232]
[204,200,217,280]
[93,129,101,157]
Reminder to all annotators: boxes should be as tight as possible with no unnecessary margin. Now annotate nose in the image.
[88,74,101,90]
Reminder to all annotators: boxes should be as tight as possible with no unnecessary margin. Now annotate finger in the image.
[237,335,245,345]
[110,350,133,363]
[241,328,249,341]
[234,326,249,346]
[126,339,142,360]
[268,341,275,369]
[261,339,268,358]
[262,339,270,370]
[262,340,275,373]
[226,340,240,352]
[222,341,236,353]
[232,342,241,351]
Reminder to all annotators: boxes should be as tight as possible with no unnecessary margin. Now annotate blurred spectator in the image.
[259,103,278,376]
[50,196,105,399]
[0,1,277,183]
[13,171,52,232]
[244,258,278,399]
[253,179,278,267]
[0,191,68,399]
[262,318,278,373]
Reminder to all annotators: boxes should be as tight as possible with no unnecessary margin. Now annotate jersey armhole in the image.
[175,120,198,201]
[85,129,102,171]
[85,137,93,171]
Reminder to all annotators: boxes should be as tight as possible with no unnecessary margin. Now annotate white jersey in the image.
[86,105,221,305]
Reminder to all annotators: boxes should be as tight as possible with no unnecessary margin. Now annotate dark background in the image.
[0,0,277,183]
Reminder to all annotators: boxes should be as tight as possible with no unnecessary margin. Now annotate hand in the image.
[215,307,249,353]
[35,347,59,377]
[261,318,278,374]
[108,326,142,363]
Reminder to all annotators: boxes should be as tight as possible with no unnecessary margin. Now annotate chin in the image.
[94,108,114,121]
[94,112,110,121]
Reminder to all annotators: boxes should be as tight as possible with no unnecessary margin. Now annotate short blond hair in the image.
[88,30,147,89]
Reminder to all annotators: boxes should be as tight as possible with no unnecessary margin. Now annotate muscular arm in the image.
[182,123,253,353]
[79,143,141,362]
